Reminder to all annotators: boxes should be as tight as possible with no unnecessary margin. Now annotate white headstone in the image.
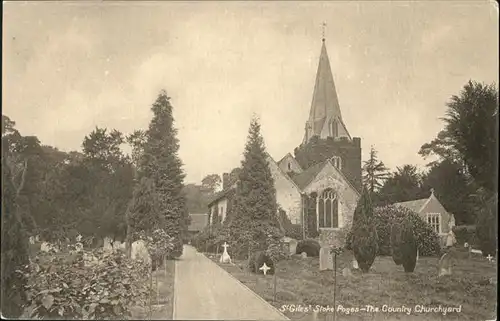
[301,252,307,259]
[289,239,298,255]
[446,230,456,247]
[319,247,333,271]
[76,234,82,242]
[220,242,232,264]
[131,240,151,265]
[40,242,51,253]
[29,236,35,245]
[352,259,359,270]
[103,237,113,253]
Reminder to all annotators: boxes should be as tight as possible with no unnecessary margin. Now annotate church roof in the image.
[303,40,351,144]
[393,198,428,213]
[291,161,328,190]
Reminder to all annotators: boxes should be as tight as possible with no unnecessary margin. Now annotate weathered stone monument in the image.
[301,252,308,259]
[289,239,298,255]
[438,252,452,277]
[220,242,232,264]
[131,240,151,265]
[103,237,113,253]
[342,267,353,278]
[319,246,334,271]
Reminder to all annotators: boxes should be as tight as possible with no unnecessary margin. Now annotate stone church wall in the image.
[294,136,362,193]
[302,163,359,247]
[267,157,303,224]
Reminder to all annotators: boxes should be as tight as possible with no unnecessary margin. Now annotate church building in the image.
[208,37,362,247]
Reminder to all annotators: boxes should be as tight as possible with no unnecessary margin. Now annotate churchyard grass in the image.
[207,250,496,321]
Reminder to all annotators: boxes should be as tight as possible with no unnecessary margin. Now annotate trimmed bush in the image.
[452,225,477,246]
[392,218,418,272]
[347,205,441,257]
[476,196,497,256]
[248,251,274,275]
[296,239,320,257]
[351,188,378,273]
[390,223,403,266]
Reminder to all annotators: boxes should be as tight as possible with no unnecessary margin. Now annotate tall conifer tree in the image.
[227,117,280,258]
[1,149,29,317]
[126,90,188,258]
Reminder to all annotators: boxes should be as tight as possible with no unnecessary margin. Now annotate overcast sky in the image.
[3,1,499,184]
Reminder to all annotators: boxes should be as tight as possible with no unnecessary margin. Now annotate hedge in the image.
[347,205,441,257]
[452,225,477,247]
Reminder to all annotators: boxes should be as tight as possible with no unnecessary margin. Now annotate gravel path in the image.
[173,245,289,320]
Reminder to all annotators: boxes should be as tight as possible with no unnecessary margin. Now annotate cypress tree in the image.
[126,90,188,258]
[351,187,378,272]
[399,218,418,272]
[227,117,280,259]
[1,151,29,317]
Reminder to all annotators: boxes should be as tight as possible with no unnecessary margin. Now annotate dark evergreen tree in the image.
[351,187,378,273]
[1,148,29,317]
[126,91,188,258]
[391,218,418,272]
[227,117,281,259]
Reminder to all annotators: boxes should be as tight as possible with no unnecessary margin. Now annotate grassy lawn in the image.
[206,249,496,321]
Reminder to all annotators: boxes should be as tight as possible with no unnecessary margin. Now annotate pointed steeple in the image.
[303,38,351,144]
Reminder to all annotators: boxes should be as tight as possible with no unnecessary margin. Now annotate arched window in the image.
[330,120,339,138]
[330,156,342,170]
[317,189,339,228]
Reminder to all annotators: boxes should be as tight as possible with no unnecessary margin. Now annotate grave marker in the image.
[319,246,334,271]
[220,242,232,264]
[259,263,271,275]
[438,252,452,277]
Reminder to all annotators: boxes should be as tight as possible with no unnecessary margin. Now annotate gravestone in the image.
[220,242,232,264]
[301,252,308,259]
[289,239,298,255]
[103,237,113,253]
[342,267,353,278]
[438,252,453,277]
[352,259,359,270]
[113,240,125,252]
[131,240,151,266]
[319,247,334,271]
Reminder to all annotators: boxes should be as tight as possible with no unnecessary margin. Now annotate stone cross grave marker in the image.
[220,242,232,264]
[486,254,494,262]
[259,263,271,275]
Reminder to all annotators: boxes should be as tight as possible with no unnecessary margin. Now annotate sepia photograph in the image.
[2,1,498,320]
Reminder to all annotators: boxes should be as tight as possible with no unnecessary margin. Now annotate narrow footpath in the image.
[173,245,289,320]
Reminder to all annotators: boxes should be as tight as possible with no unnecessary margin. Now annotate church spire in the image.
[302,35,351,145]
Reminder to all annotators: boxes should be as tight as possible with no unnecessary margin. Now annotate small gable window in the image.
[288,162,292,171]
[427,213,441,234]
[330,156,342,170]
